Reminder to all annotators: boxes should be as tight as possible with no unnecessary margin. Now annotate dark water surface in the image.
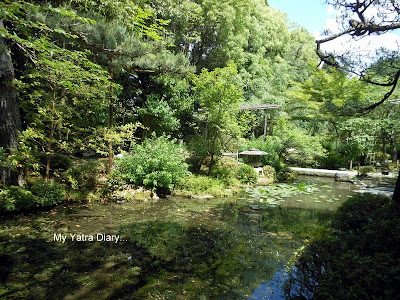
[0,176,355,299]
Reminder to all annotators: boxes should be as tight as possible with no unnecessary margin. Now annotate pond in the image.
[0,176,355,299]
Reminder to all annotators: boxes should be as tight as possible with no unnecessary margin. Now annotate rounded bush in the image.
[235,164,258,184]
[114,136,188,192]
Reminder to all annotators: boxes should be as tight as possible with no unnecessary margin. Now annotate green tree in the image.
[190,64,244,170]
[17,41,111,180]
[316,0,400,202]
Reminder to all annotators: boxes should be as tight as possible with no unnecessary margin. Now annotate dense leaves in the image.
[114,136,188,191]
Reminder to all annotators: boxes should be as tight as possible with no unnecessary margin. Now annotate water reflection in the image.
[0,176,355,299]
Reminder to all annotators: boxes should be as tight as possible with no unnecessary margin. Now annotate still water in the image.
[0,176,355,299]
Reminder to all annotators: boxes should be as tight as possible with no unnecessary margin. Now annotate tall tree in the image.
[0,21,21,186]
[317,0,400,202]
[190,63,244,170]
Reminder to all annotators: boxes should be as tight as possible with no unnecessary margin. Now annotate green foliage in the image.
[318,150,348,169]
[138,95,180,136]
[244,119,325,169]
[0,179,65,212]
[176,175,227,196]
[87,123,141,157]
[332,194,392,233]
[0,186,38,212]
[275,164,297,182]
[189,64,244,169]
[114,136,188,191]
[17,40,112,157]
[210,157,240,184]
[235,165,258,184]
[285,194,400,299]
[63,160,102,191]
[37,152,72,175]
[358,165,375,176]
[262,165,275,180]
[0,144,40,178]
[28,179,66,207]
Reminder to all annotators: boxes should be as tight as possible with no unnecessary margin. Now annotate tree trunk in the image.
[0,21,21,186]
[393,170,400,203]
[391,132,397,162]
[107,58,115,173]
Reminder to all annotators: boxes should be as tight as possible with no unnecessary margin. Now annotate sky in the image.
[267,0,400,62]
[267,0,331,35]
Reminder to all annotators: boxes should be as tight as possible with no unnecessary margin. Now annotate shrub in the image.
[358,165,375,176]
[176,174,226,196]
[262,165,275,180]
[332,194,392,233]
[275,164,297,182]
[318,150,347,169]
[114,136,188,192]
[0,186,38,212]
[235,164,258,184]
[210,156,239,184]
[64,160,102,191]
[29,179,66,206]
[0,179,66,212]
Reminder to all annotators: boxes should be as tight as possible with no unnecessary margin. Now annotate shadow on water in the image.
[0,176,355,299]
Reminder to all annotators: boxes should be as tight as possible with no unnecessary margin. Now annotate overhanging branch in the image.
[360,69,400,114]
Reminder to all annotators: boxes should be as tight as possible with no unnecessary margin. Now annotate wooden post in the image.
[263,109,268,142]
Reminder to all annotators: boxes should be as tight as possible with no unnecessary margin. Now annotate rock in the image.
[334,172,355,182]
[151,192,159,201]
[192,195,214,200]
[112,188,152,201]
[354,187,394,198]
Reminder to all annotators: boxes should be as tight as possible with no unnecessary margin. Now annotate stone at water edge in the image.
[334,173,355,182]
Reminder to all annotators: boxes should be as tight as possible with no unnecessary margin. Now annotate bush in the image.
[29,179,66,206]
[210,157,239,184]
[64,160,102,191]
[318,150,347,169]
[332,194,392,234]
[262,165,275,180]
[114,136,188,192]
[0,186,38,212]
[235,164,258,184]
[358,165,375,176]
[0,179,66,212]
[275,164,297,182]
[176,174,226,196]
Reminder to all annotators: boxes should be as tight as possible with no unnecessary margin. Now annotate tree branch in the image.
[360,69,400,113]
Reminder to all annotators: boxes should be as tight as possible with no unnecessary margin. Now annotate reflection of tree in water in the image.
[0,195,336,299]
